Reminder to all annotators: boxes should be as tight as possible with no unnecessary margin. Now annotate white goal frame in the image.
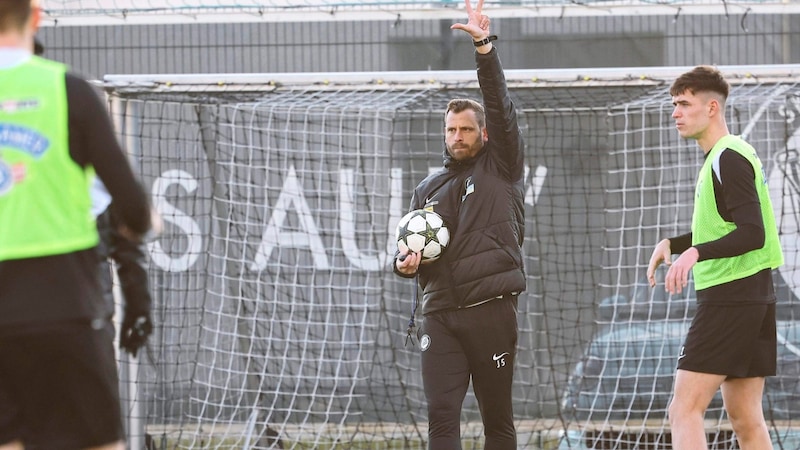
[104,63,800,449]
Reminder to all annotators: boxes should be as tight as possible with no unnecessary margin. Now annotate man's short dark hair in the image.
[0,0,32,34]
[670,65,730,100]
[445,98,486,129]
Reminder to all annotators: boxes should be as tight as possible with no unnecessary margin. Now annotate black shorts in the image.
[0,321,124,449]
[678,302,776,378]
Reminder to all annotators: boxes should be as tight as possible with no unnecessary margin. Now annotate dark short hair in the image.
[670,65,729,100]
[0,0,32,34]
[445,98,486,129]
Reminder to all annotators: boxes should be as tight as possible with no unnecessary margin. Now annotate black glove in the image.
[120,312,153,357]
[109,206,154,358]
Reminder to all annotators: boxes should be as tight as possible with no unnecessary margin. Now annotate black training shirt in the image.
[669,148,775,304]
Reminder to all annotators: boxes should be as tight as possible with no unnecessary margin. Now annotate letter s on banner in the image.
[148,169,203,272]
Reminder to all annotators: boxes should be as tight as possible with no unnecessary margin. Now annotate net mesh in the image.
[106,67,800,449]
[40,0,800,23]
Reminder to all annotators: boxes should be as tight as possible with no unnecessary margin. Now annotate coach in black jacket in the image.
[393,1,525,448]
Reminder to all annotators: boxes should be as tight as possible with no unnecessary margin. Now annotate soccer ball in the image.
[395,209,450,262]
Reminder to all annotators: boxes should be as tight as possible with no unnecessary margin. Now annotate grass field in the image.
[143,419,800,449]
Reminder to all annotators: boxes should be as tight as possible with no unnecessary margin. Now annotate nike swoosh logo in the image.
[425,192,439,204]
[492,352,509,361]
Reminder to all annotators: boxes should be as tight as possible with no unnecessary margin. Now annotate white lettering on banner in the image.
[148,164,548,272]
[250,166,330,271]
[525,164,547,205]
[339,168,404,271]
[148,169,203,272]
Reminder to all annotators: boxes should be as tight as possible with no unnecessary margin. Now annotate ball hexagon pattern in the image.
[395,209,450,262]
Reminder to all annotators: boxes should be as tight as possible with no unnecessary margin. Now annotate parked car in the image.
[563,270,800,422]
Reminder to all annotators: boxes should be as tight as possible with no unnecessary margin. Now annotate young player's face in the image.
[671,90,713,141]
[445,109,486,161]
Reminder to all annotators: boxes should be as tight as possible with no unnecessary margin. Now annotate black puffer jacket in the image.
[402,47,526,315]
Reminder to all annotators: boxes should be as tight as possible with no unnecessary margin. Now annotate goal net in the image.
[105,65,800,449]
[40,0,800,25]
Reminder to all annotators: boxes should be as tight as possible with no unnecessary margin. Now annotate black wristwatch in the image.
[473,35,498,47]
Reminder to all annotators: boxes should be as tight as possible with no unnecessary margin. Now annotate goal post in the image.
[105,65,800,449]
[39,0,800,25]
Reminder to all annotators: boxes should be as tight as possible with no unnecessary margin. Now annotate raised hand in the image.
[451,0,490,41]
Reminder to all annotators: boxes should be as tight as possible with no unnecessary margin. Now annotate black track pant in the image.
[419,295,518,450]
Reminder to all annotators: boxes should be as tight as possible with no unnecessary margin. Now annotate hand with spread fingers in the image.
[451,0,492,49]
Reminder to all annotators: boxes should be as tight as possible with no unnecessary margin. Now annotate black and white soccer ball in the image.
[395,209,450,262]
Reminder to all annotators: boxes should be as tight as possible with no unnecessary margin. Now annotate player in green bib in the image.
[647,66,784,450]
[0,1,152,449]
